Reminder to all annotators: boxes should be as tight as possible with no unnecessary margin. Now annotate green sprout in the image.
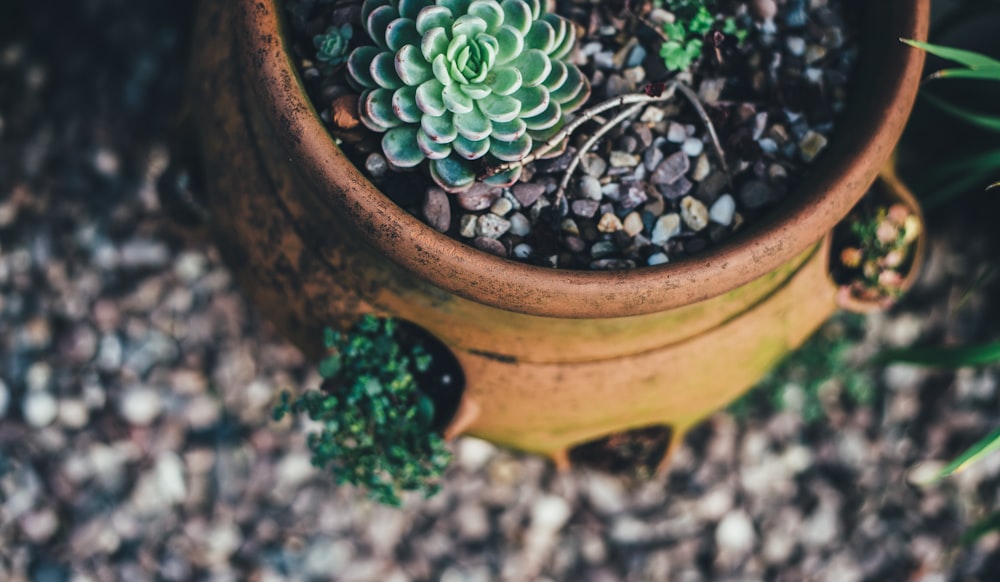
[273,315,451,506]
[659,1,747,72]
[346,0,590,192]
[314,23,354,70]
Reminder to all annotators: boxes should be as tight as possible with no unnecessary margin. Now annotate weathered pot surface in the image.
[188,0,930,470]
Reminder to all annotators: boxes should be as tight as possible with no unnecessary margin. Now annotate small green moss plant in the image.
[660,0,747,72]
[273,315,451,506]
[314,23,354,70]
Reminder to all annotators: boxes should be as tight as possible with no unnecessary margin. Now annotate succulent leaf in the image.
[347,0,590,192]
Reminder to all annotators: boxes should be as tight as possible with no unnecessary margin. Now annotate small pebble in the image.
[640,107,665,124]
[513,243,532,258]
[750,0,778,21]
[622,212,644,237]
[691,154,711,181]
[799,130,829,162]
[647,252,669,266]
[422,188,451,232]
[512,183,546,207]
[619,183,648,210]
[739,179,777,209]
[23,391,58,428]
[667,122,687,143]
[0,379,8,417]
[491,197,513,217]
[572,199,599,218]
[508,212,531,236]
[651,213,682,246]
[457,185,501,211]
[787,36,806,57]
[680,196,709,231]
[709,194,736,227]
[459,214,478,238]
[577,176,602,201]
[561,218,580,237]
[120,386,163,426]
[597,213,623,233]
[472,237,506,257]
[643,147,664,172]
[583,156,607,178]
[609,151,640,168]
[364,153,388,179]
[590,241,616,258]
[58,399,90,429]
[652,151,690,186]
[475,214,511,239]
[659,177,693,200]
[682,137,704,157]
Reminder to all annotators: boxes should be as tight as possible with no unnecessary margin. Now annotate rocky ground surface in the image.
[2,1,1000,581]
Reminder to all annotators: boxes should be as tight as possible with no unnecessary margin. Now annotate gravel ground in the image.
[3,1,1000,581]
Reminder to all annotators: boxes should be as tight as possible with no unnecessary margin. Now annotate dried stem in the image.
[480,87,677,178]
[672,81,732,184]
[554,102,645,208]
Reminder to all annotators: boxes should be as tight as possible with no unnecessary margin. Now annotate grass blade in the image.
[936,427,1000,481]
[961,512,1000,546]
[923,94,1000,132]
[875,341,1000,367]
[917,148,1000,208]
[901,38,1000,69]
[928,67,1000,82]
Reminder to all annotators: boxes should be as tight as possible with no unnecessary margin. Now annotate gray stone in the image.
[658,176,693,200]
[799,130,829,162]
[513,243,533,258]
[490,197,513,217]
[22,390,57,428]
[577,176,602,201]
[715,511,756,557]
[473,236,506,257]
[647,252,669,266]
[652,151,690,185]
[119,385,163,426]
[709,194,736,226]
[422,188,451,232]
[512,182,546,207]
[365,153,388,178]
[643,146,664,172]
[457,184,501,211]
[459,214,478,238]
[508,212,531,236]
[667,122,687,143]
[609,151,640,168]
[651,214,682,246]
[682,137,704,157]
[739,179,777,209]
[572,199,599,218]
[475,214,511,239]
[619,182,648,210]
[590,241,616,258]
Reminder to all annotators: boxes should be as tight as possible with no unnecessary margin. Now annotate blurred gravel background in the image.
[3,1,1000,580]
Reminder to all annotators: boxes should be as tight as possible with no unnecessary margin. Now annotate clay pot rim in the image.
[239,0,929,319]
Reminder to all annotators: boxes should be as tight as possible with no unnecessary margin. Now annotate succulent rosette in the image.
[347,0,590,192]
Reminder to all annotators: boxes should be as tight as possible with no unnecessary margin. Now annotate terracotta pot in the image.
[187,0,930,469]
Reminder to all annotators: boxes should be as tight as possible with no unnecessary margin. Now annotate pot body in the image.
[189,0,928,466]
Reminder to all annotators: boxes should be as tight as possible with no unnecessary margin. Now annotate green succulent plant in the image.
[346,0,590,191]
[314,23,354,69]
[659,0,747,73]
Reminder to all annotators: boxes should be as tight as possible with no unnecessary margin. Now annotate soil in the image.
[285,0,861,269]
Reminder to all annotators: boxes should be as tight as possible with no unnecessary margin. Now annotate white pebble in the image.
[666,122,687,143]
[622,212,644,237]
[715,511,756,557]
[709,194,736,226]
[531,495,572,532]
[120,385,163,426]
[609,151,640,168]
[508,212,531,236]
[786,36,806,56]
[490,197,513,217]
[457,437,497,472]
[647,252,669,266]
[651,213,682,246]
[23,391,58,427]
[513,243,533,259]
[58,399,90,429]
[682,137,704,157]
[459,214,477,238]
[680,196,709,231]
